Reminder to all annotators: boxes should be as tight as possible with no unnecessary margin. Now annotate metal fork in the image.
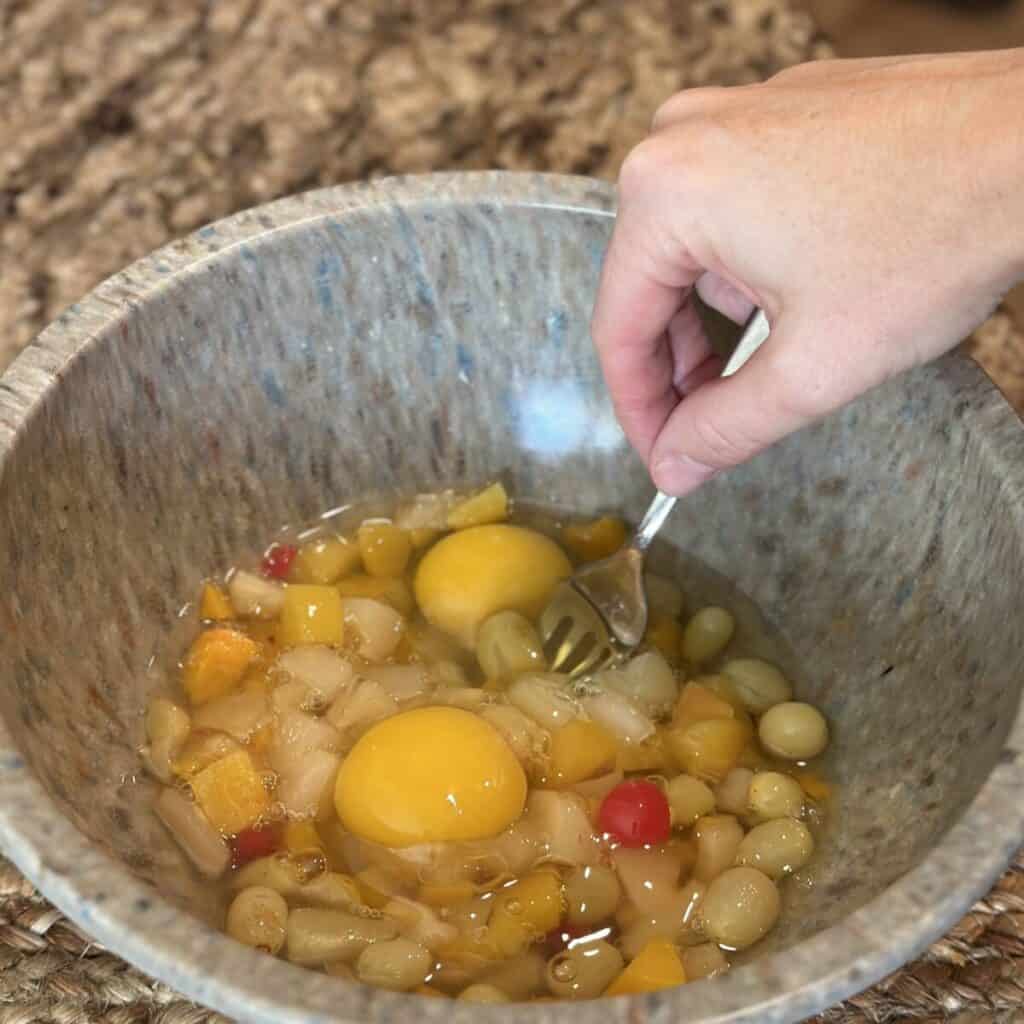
[539,309,772,678]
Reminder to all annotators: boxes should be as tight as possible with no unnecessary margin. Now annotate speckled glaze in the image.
[0,173,1022,1023]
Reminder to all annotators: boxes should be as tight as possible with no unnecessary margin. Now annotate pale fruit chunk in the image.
[414,525,571,646]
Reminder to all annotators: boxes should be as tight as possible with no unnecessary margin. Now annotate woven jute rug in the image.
[1,2,1022,1022]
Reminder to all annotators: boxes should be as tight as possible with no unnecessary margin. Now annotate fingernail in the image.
[652,454,718,496]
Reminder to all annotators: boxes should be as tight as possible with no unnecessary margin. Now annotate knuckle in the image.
[651,86,731,132]
[616,136,670,195]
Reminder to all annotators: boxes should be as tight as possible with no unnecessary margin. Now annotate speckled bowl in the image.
[0,173,1022,1024]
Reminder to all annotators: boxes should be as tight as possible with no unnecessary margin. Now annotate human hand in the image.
[592,50,1024,496]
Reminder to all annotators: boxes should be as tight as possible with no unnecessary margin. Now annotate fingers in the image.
[591,142,704,462]
[695,271,756,325]
[665,301,718,393]
[648,320,829,496]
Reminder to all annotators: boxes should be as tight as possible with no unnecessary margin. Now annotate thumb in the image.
[648,321,827,496]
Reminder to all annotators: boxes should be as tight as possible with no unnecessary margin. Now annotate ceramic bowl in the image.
[0,173,1022,1024]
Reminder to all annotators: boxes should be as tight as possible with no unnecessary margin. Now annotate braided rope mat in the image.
[1,1,1023,1021]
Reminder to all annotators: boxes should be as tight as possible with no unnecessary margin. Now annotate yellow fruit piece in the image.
[438,930,499,962]
[283,820,324,855]
[414,525,571,646]
[419,881,476,907]
[335,707,527,846]
[172,732,240,778]
[562,516,627,562]
[698,673,750,715]
[355,870,392,910]
[646,614,684,665]
[200,583,234,621]
[241,667,273,698]
[336,575,415,617]
[190,750,270,835]
[617,731,669,773]
[738,742,772,771]
[487,869,564,957]
[409,527,441,549]
[291,536,361,584]
[666,718,751,784]
[358,521,412,577]
[795,771,833,802]
[246,722,274,755]
[673,681,737,731]
[182,628,261,705]
[550,719,618,785]
[279,585,345,647]
[605,938,687,996]
[246,619,283,658]
[447,482,509,530]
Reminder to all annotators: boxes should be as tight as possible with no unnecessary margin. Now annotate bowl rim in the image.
[0,170,1023,1024]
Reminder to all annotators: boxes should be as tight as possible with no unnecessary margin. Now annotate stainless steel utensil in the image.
[539,309,772,677]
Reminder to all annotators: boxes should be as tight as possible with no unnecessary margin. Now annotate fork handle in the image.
[632,309,771,553]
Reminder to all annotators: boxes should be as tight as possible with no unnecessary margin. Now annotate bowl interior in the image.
[0,175,1022,1015]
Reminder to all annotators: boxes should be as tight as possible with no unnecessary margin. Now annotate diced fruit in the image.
[277,749,342,819]
[487,869,564,957]
[200,583,234,621]
[418,881,476,907]
[476,610,547,681]
[228,570,285,619]
[182,628,261,705]
[604,938,686,995]
[262,543,298,579]
[598,780,671,847]
[447,482,509,530]
[336,575,415,617]
[666,718,751,784]
[355,869,394,910]
[291,535,361,584]
[673,681,737,730]
[144,698,190,782]
[279,585,345,647]
[616,731,668,774]
[275,646,355,704]
[172,732,240,778]
[644,574,684,619]
[190,750,271,835]
[682,607,735,664]
[192,690,270,741]
[795,771,833,802]
[358,520,412,577]
[562,516,626,562]
[154,787,231,879]
[549,719,618,785]
[283,820,324,856]
[340,597,404,661]
[645,613,683,664]
[232,824,282,866]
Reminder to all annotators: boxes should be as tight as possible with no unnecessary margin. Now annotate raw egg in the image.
[413,524,571,646]
[334,706,528,846]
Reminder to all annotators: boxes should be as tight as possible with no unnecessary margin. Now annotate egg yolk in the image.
[414,524,571,647]
[334,706,528,846]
